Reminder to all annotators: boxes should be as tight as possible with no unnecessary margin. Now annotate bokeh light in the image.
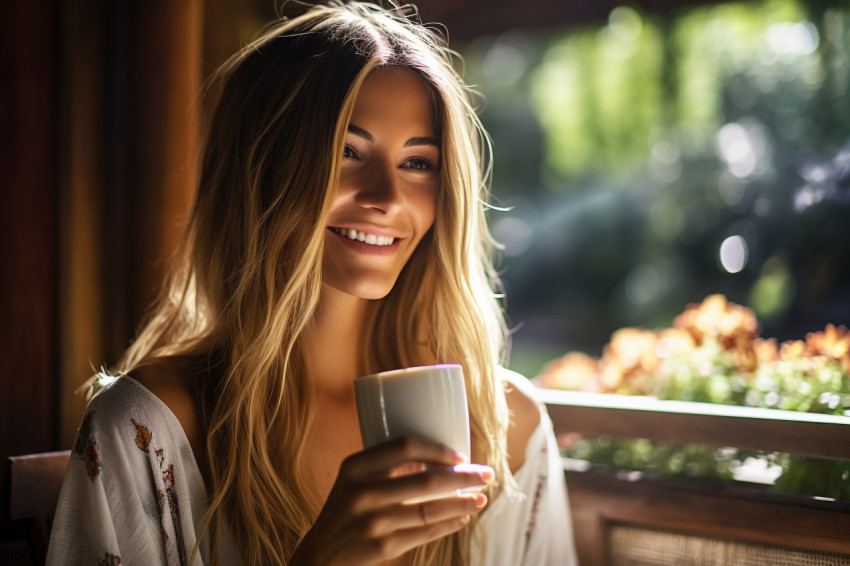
[719,235,749,273]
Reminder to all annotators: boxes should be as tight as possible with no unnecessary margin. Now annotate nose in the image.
[353,162,403,215]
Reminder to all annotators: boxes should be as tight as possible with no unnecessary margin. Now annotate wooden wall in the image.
[1,0,203,544]
[1,0,62,537]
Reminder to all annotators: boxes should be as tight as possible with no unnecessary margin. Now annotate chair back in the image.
[6,450,71,565]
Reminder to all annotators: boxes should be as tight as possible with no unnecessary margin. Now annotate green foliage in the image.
[747,355,850,413]
[461,0,850,500]
[775,456,850,500]
[567,437,742,481]
[460,0,850,371]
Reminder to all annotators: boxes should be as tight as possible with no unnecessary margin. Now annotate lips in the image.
[327,226,402,255]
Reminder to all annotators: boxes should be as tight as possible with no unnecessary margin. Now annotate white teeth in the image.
[332,227,395,246]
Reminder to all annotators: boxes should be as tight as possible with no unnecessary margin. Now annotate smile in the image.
[330,227,396,246]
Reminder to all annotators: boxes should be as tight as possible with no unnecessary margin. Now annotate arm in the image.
[47,377,206,566]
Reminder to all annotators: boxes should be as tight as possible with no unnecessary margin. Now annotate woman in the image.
[47,2,577,565]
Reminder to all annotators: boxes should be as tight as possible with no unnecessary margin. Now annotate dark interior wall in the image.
[1,0,202,541]
[0,0,61,524]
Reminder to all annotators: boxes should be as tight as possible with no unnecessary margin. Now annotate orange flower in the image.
[605,328,659,374]
[674,294,758,348]
[597,328,664,394]
[537,352,600,391]
[599,358,626,392]
[538,294,848,396]
[655,328,696,359]
[807,324,850,358]
[780,340,808,360]
[753,337,779,366]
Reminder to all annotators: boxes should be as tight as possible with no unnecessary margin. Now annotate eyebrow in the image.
[347,124,440,148]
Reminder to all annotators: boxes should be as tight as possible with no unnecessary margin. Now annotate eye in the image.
[342,145,358,159]
[402,157,436,171]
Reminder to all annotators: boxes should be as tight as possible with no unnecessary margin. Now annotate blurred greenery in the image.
[458,0,850,379]
[566,437,767,483]
[565,436,850,500]
[459,0,850,500]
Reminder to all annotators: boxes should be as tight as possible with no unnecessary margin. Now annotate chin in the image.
[353,283,395,300]
[324,278,397,301]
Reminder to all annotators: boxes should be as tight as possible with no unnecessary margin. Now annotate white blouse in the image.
[47,374,577,565]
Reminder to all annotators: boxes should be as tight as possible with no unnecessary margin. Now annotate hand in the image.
[289,437,493,566]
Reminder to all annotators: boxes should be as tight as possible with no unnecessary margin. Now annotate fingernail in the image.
[454,452,469,464]
[460,514,470,524]
[474,493,488,509]
[453,463,494,482]
[479,468,493,483]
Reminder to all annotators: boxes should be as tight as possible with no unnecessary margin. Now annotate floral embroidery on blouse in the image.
[134,420,152,451]
[524,441,548,554]
[74,412,101,481]
[131,418,187,564]
[97,552,122,566]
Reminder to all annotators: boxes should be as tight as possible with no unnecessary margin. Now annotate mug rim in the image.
[356,364,462,381]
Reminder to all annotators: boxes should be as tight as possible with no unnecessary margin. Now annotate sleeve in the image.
[46,379,200,566]
[519,410,579,566]
[472,369,579,566]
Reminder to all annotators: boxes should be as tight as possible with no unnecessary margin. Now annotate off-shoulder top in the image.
[46,374,577,565]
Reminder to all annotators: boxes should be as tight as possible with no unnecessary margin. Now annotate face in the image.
[323,68,440,300]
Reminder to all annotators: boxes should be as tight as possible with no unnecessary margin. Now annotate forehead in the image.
[349,68,438,135]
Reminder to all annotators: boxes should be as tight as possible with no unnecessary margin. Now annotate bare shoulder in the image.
[499,367,543,473]
[132,363,206,466]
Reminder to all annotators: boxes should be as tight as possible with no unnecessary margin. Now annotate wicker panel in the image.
[610,525,850,566]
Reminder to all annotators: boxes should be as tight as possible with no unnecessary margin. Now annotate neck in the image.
[303,284,370,400]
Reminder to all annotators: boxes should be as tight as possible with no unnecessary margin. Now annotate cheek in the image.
[416,187,438,233]
[329,184,351,213]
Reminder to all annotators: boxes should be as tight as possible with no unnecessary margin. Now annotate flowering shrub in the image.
[538,294,850,415]
[537,295,850,498]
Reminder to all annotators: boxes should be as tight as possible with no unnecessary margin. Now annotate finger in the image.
[391,464,493,494]
[376,514,474,559]
[360,493,486,539]
[389,461,491,477]
[356,466,493,509]
[401,493,487,531]
[388,461,427,479]
[388,461,490,480]
[343,437,463,479]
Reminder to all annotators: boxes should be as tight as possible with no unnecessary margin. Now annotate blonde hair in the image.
[111,2,511,564]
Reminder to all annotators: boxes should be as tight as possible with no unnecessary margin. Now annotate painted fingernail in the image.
[479,468,493,483]
[454,452,469,464]
[474,493,488,509]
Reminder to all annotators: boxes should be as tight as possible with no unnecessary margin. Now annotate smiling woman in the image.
[45,2,577,566]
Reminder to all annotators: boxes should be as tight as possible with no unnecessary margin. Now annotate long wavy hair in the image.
[109,2,511,564]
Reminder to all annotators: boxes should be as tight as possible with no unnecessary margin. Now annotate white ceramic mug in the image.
[354,364,471,460]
